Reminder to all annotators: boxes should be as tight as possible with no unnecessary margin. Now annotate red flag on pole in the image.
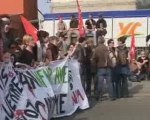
[76,0,85,37]
[20,15,38,43]
[129,33,135,60]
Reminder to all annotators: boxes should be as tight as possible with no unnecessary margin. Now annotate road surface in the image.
[53,81,150,120]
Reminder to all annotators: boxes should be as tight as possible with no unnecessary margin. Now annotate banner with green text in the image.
[0,59,89,119]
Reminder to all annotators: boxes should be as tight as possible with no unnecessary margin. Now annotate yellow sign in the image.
[118,22,141,37]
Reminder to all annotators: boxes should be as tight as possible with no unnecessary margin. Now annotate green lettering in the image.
[55,67,66,84]
[43,67,52,84]
[34,70,47,87]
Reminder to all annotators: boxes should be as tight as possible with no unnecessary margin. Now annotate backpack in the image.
[117,47,128,65]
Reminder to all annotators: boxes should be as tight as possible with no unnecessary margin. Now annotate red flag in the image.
[129,33,135,60]
[20,15,38,42]
[76,0,85,37]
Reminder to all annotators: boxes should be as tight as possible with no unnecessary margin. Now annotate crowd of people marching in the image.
[0,14,150,102]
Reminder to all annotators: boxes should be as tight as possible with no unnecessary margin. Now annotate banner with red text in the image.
[0,59,89,119]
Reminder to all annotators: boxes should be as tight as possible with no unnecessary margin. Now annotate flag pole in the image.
[76,0,85,37]
[129,33,135,61]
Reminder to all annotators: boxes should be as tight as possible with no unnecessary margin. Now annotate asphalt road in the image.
[53,81,150,120]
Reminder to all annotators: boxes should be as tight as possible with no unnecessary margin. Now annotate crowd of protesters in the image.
[0,14,150,103]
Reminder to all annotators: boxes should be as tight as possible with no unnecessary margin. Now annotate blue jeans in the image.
[118,65,129,97]
[96,68,113,98]
[111,66,119,98]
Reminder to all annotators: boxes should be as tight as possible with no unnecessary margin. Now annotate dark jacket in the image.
[48,43,59,61]
[85,19,96,29]
[117,45,128,65]
[91,44,112,68]
[70,19,78,28]
[96,18,107,29]
[73,44,86,64]
[85,46,93,64]
[19,49,35,66]
[1,29,16,50]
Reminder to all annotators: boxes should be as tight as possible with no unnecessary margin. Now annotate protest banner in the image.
[0,59,89,119]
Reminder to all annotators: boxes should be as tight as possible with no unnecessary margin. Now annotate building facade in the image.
[50,0,150,13]
[39,0,150,48]
[42,9,150,47]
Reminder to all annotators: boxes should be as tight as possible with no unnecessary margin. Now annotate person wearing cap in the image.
[68,15,80,45]
[96,14,107,45]
[56,16,67,38]
[0,15,16,50]
[91,36,114,101]
[85,14,97,46]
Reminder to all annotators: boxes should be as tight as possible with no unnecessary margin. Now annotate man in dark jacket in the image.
[72,37,86,90]
[96,14,107,45]
[0,15,16,50]
[91,36,114,101]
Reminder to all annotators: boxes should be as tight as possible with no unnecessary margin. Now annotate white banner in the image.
[0,59,89,120]
[52,59,89,118]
